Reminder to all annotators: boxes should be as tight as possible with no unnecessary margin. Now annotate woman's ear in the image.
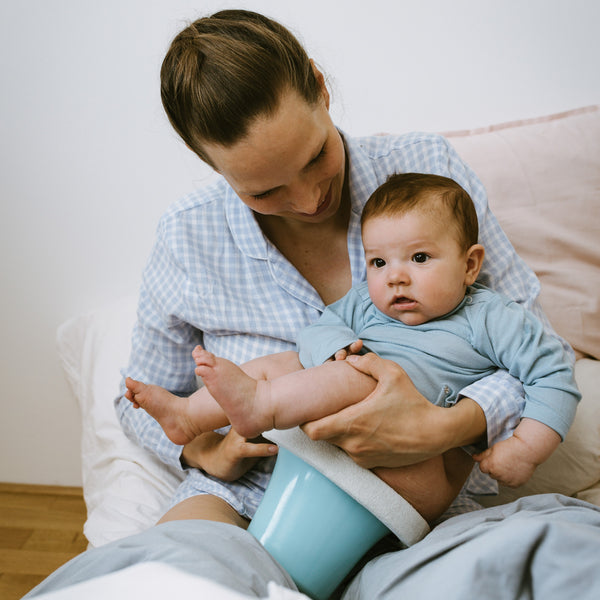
[464,244,485,285]
[310,59,330,109]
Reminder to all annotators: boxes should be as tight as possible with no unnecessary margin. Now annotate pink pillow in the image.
[446,106,600,360]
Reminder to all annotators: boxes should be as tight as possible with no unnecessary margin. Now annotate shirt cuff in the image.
[459,370,525,449]
[115,394,186,471]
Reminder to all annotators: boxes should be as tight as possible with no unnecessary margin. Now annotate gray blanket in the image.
[345,494,600,599]
[26,494,600,599]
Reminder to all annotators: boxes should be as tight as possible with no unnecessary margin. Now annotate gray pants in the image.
[25,495,600,600]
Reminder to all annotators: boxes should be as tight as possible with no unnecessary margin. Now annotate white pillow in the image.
[57,296,184,547]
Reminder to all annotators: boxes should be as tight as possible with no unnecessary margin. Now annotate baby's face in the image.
[362,212,472,325]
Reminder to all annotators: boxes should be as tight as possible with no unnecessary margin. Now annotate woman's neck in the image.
[256,178,353,305]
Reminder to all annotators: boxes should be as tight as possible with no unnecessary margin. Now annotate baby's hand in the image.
[333,339,364,361]
[473,436,537,488]
[474,418,560,488]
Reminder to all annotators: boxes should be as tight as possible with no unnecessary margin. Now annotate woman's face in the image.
[203,89,346,225]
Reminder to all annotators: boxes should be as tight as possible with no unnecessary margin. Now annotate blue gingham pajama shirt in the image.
[115,131,564,519]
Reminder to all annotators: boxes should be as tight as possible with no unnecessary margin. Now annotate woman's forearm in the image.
[303,354,489,468]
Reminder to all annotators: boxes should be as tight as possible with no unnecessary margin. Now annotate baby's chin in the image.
[383,307,429,326]
[397,314,428,326]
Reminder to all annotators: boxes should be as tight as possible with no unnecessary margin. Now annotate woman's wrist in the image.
[180,432,221,470]
[436,397,488,450]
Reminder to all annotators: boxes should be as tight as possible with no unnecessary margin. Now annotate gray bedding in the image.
[345,494,600,599]
[25,494,600,599]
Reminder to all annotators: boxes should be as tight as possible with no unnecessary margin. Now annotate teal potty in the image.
[249,447,390,599]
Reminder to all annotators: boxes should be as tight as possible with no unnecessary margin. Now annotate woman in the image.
[26,10,594,600]
[115,9,546,527]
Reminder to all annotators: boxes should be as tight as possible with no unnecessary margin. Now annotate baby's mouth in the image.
[393,296,417,308]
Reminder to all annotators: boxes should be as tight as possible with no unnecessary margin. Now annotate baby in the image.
[127,173,579,500]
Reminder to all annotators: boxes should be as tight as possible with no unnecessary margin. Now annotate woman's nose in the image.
[289,180,321,214]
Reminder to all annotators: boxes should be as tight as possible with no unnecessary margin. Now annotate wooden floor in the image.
[0,483,88,600]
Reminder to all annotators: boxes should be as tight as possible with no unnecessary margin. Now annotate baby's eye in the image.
[412,253,429,264]
[371,258,386,268]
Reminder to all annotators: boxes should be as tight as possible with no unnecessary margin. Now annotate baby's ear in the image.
[464,244,485,285]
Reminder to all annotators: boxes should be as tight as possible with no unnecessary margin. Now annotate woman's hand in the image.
[301,352,487,469]
[181,429,278,481]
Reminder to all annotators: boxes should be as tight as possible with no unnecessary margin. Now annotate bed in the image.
[34,106,600,598]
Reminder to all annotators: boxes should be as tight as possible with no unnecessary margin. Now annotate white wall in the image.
[1,0,598,486]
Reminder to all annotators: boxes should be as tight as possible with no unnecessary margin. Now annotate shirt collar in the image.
[343,132,379,285]
[224,184,269,260]
[344,133,381,215]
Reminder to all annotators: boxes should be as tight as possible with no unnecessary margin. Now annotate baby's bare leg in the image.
[221,349,305,381]
[125,378,229,446]
[193,348,302,439]
[374,448,474,523]
[125,351,302,446]
[194,348,376,439]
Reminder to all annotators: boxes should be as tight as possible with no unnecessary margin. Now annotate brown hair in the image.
[160,10,322,166]
[361,173,479,250]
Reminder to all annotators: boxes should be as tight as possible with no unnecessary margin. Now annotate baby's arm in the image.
[473,418,561,487]
[469,293,580,488]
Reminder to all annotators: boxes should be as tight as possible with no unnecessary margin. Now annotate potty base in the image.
[248,448,390,600]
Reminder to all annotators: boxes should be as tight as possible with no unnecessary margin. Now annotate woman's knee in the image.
[158,494,249,529]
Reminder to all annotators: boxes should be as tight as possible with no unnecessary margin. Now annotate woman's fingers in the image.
[345,351,386,378]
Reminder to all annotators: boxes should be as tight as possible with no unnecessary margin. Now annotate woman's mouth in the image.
[301,185,332,217]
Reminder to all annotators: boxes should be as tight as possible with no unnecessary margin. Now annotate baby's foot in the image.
[193,347,269,438]
[125,377,201,446]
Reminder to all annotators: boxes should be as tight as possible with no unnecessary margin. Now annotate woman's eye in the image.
[250,190,273,200]
[371,258,386,268]
[412,253,429,264]
[308,145,327,167]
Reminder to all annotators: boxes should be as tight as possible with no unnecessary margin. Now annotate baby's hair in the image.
[361,173,479,250]
[160,10,322,167]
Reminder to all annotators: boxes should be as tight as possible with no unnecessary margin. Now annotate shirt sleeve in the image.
[459,372,525,448]
[115,395,185,469]
[114,219,204,469]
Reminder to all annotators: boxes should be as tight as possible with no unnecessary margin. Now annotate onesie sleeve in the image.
[297,287,366,368]
[473,295,581,440]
